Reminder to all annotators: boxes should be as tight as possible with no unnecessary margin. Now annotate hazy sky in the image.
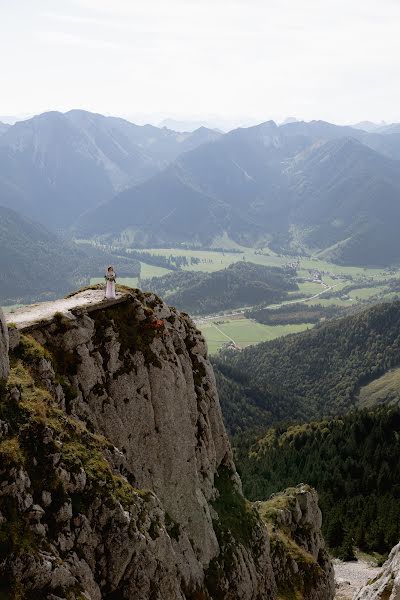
[1,0,400,125]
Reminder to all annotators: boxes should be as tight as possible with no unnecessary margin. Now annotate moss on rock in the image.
[212,465,259,549]
[258,486,334,600]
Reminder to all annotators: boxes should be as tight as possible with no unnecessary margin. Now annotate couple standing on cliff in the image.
[104,266,117,300]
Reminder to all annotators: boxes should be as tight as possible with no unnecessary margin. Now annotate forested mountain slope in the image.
[214,300,400,433]
[79,119,400,266]
[3,111,400,266]
[76,164,234,246]
[235,405,400,556]
[288,138,400,265]
[144,262,298,315]
[77,119,306,242]
[0,206,139,304]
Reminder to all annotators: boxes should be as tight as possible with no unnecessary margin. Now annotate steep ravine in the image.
[1,289,334,599]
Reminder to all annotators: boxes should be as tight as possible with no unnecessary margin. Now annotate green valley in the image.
[199,318,312,354]
[84,241,400,354]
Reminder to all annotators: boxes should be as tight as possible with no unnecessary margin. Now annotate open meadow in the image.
[85,241,400,354]
[199,317,312,354]
[86,239,398,354]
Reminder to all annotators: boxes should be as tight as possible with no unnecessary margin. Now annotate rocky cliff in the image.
[354,542,400,600]
[257,485,335,600]
[0,290,334,599]
[0,307,9,380]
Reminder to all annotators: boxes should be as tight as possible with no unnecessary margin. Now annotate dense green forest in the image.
[247,302,345,325]
[144,261,298,315]
[214,300,400,433]
[213,365,301,435]
[234,406,400,557]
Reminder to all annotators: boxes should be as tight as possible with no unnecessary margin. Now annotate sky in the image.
[1,0,400,127]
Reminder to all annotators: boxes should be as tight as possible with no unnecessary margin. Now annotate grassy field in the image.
[348,285,389,300]
[135,246,395,281]
[359,368,400,408]
[82,240,400,354]
[292,281,326,296]
[306,297,355,307]
[138,248,244,273]
[79,234,398,282]
[200,317,313,354]
[139,262,172,278]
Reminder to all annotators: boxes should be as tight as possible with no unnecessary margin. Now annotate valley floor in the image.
[334,557,381,599]
[200,317,312,353]
[8,242,400,354]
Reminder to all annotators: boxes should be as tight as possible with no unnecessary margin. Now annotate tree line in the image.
[234,405,400,557]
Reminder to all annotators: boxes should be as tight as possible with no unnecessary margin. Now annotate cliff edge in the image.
[0,307,8,380]
[354,542,400,600]
[0,289,334,599]
[258,485,335,600]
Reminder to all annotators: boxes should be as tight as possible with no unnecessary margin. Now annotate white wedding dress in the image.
[105,272,116,299]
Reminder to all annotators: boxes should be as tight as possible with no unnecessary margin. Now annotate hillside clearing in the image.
[358,368,400,407]
[200,317,312,354]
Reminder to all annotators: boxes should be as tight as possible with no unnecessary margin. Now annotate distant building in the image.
[222,341,241,352]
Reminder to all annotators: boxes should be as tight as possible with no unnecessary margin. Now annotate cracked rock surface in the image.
[0,288,333,599]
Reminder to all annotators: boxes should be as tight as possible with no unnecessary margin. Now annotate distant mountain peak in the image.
[352,120,386,132]
[0,109,224,229]
[252,119,278,131]
[281,116,299,125]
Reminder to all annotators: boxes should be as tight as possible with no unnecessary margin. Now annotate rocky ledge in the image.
[257,485,335,600]
[354,542,400,600]
[0,287,334,599]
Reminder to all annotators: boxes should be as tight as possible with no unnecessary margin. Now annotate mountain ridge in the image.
[3,111,400,266]
[0,110,221,228]
[214,299,400,433]
[79,119,400,265]
[0,205,140,304]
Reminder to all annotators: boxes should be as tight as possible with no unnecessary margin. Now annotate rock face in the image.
[0,289,334,599]
[354,542,400,600]
[0,308,9,380]
[257,485,335,600]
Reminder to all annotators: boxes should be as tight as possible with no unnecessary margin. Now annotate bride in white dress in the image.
[104,266,117,299]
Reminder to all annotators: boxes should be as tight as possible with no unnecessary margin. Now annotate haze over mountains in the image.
[0,122,10,135]
[2,110,400,267]
[0,110,221,228]
[0,205,140,304]
[77,117,400,266]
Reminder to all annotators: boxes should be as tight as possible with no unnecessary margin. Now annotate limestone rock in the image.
[0,289,333,599]
[0,290,275,599]
[257,484,335,600]
[7,324,20,351]
[0,308,9,380]
[354,542,400,599]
